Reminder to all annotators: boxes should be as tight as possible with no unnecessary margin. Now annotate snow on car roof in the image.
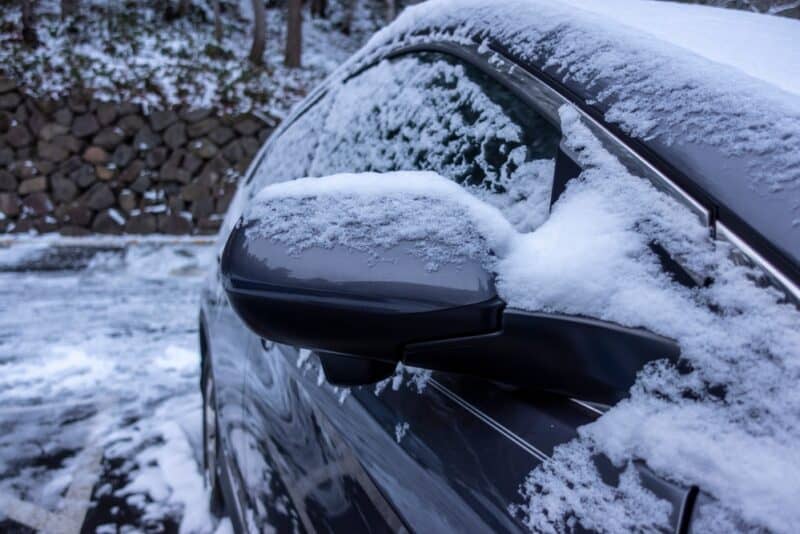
[349,0,800,280]
[559,0,800,96]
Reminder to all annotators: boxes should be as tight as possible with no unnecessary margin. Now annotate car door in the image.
[238,49,692,532]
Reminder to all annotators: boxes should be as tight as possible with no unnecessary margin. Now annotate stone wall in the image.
[0,78,273,236]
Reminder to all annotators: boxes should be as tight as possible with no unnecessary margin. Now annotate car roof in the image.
[343,0,800,282]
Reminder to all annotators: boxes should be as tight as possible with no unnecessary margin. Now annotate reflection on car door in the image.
[236,49,588,532]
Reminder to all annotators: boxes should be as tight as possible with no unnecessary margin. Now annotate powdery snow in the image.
[0,1,369,116]
[511,108,800,532]
[244,138,800,531]
[0,240,219,532]
[245,171,516,271]
[559,0,800,96]
[349,0,800,268]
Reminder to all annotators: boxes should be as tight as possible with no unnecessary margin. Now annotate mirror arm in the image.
[403,309,680,406]
[317,351,398,386]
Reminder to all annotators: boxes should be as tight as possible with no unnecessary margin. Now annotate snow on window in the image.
[504,106,800,533]
[230,51,560,256]
[310,53,559,232]
[248,92,336,196]
[245,105,800,531]
[244,171,515,272]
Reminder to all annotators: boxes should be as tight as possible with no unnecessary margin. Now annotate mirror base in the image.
[318,352,398,386]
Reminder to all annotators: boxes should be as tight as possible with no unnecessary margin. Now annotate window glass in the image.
[247,52,561,232]
[247,91,335,195]
[310,53,560,231]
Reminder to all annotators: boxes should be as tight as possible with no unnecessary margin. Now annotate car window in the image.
[247,52,561,233]
[310,52,560,231]
[247,90,335,195]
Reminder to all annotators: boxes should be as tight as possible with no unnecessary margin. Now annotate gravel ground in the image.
[0,237,227,534]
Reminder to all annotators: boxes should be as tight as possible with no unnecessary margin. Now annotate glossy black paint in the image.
[222,220,502,362]
[223,214,679,405]
[405,310,680,406]
[197,28,713,533]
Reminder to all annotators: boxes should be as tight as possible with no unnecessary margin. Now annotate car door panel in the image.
[201,285,252,522]
[231,45,697,533]
[244,340,405,533]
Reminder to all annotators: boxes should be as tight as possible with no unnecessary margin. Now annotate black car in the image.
[199,2,800,532]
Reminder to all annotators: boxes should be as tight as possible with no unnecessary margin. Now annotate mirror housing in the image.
[222,200,679,406]
[221,217,503,360]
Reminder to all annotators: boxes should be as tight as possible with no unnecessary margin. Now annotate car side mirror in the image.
[221,174,679,406]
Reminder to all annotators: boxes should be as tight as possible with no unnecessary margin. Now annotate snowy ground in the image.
[0,237,223,533]
[0,0,378,117]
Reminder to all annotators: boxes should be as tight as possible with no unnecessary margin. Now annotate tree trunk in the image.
[212,0,223,42]
[340,0,355,35]
[248,0,266,65]
[385,0,396,22]
[61,0,79,19]
[310,0,327,18]
[178,0,191,17]
[22,0,38,46]
[285,0,302,68]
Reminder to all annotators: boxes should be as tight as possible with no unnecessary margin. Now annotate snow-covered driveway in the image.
[0,237,224,533]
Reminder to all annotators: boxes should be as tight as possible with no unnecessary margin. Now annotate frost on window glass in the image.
[244,171,515,272]
[506,106,800,533]
[248,91,335,197]
[309,53,559,232]
[218,93,336,249]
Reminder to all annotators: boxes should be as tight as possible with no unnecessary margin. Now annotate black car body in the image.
[199,2,800,532]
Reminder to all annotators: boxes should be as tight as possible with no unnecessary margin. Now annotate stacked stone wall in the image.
[0,78,273,235]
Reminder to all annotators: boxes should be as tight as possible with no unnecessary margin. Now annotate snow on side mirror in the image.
[221,172,679,404]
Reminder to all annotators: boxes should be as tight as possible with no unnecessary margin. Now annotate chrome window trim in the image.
[717,222,800,304]
[569,398,606,417]
[429,379,550,462]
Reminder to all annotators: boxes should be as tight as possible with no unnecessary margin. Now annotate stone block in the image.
[158,213,192,235]
[0,192,20,217]
[51,175,78,203]
[7,124,32,148]
[92,126,126,149]
[0,170,18,192]
[125,214,157,234]
[83,183,115,210]
[234,117,261,136]
[164,122,187,149]
[149,109,177,132]
[18,176,47,195]
[72,113,100,138]
[112,144,136,168]
[91,209,124,234]
[38,123,69,142]
[118,189,137,213]
[22,192,53,215]
[96,102,118,126]
[189,138,218,160]
[187,118,219,138]
[83,146,109,164]
[37,140,70,162]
